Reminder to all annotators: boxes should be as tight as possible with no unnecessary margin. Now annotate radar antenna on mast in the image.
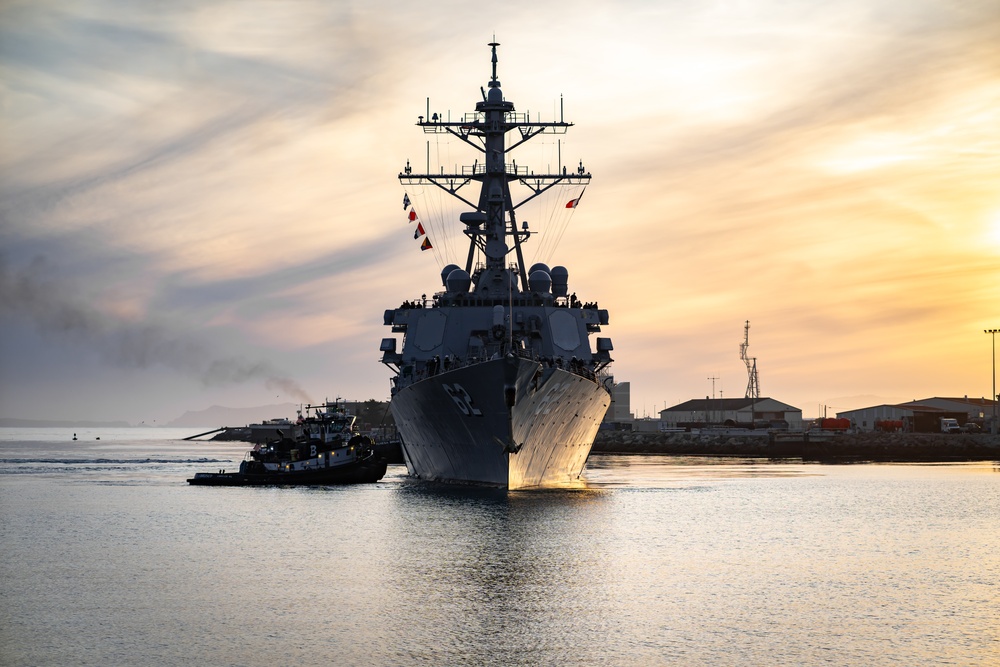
[740,320,760,400]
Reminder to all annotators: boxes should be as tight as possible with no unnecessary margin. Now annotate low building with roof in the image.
[660,397,802,430]
[837,396,996,432]
[896,397,996,422]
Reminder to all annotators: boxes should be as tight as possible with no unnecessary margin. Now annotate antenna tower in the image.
[740,320,760,400]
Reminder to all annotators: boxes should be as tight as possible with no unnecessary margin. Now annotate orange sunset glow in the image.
[1,1,998,423]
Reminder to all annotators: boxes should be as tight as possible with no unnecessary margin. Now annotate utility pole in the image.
[708,376,719,424]
[987,329,999,435]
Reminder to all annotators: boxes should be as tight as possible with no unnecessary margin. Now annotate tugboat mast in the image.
[399,42,591,294]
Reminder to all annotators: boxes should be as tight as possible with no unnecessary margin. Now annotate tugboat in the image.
[187,401,387,486]
[379,42,614,489]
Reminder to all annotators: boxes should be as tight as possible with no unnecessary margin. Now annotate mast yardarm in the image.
[399,42,590,294]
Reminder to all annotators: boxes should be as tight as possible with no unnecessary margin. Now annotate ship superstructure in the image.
[379,42,614,488]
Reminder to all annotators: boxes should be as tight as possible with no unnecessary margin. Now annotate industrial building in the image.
[660,397,802,430]
[647,322,806,431]
[897,396,996,421]
[606,380,632,422]
[837,396,996,432]
[834,404,912,431]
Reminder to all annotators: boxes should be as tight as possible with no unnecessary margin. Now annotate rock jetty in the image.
[592,430,1000,462]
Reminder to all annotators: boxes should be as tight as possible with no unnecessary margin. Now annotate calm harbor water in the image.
[1,428,998,666]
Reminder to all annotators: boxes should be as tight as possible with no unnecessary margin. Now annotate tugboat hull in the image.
[187,458,387,486]
[391,357,610,489]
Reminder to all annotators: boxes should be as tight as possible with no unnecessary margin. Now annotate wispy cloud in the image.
[1,0,998,420]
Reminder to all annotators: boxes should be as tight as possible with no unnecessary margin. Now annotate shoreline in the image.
[205,426,1000,463]
[592,430,1000,462]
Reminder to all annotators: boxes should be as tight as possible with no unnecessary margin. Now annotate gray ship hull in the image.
[390,356,610,489]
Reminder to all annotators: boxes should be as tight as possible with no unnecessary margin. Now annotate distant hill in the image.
[2,401,391,430]
[0,418,132,428]
[165,403,299,428]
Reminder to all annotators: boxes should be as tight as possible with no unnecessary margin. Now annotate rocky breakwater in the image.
[801,431,1000,462]
[592,430,1000,462]
[593,430,782,457]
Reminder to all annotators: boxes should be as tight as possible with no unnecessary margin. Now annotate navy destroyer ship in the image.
[379,43,614,488]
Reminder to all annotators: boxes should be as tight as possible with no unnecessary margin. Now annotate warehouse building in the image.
[660,397,802,430]
[837,396,995,432]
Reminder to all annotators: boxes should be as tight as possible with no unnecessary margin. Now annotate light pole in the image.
[987,329,999,435]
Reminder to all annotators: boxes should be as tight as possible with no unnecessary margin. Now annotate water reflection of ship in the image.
[380,42,614,489]
[387,485,615,660]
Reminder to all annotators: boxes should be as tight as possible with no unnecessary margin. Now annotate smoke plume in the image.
[0,254,313,403]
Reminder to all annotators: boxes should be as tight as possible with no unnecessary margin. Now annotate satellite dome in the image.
[528,262,550,275]
[488,86,503,103]
[550,266,569,297]
[528,270,551,293]
[446,268,471,293]
[440,264,461,287]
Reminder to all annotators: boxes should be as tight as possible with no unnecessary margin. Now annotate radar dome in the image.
[550,266,569,298]
[488,87,503,103]
[528,262,550,275]
[446,268,472,294]
[440,264,460,287]
[528,270,551,293]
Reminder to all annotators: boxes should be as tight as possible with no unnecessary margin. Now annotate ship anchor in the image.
[494,436,523,454]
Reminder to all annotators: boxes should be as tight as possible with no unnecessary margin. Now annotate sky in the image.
[2,0,999,424]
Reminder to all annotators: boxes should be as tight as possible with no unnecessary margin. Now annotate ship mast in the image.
[399,42,590,295]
